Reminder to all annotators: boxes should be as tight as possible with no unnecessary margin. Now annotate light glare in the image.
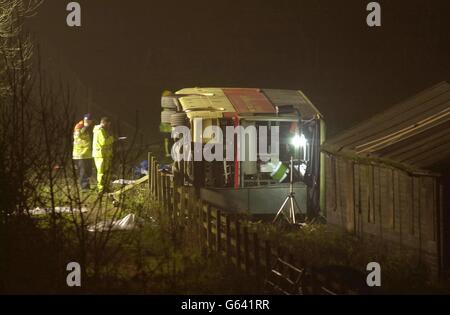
[291,134,307,148]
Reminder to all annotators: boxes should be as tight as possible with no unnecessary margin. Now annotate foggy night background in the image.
[26,0,450,142]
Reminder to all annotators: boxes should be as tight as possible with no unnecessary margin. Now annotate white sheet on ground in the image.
[87,213,137,232]
[29,207,88,215]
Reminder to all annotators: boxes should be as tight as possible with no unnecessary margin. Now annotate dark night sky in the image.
[27,0,450,141]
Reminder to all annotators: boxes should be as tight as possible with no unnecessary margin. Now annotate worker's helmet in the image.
[162,90,174,97]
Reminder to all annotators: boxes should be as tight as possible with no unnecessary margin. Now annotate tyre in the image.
[161,110,176,124]
[170,112,188,127]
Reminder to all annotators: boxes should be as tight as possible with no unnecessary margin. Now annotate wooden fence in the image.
[324,154,440,276]
[146,153,366,295]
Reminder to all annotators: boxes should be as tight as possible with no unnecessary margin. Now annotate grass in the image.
[1,182,263,294]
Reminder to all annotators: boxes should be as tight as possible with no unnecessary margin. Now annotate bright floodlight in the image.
[291,134,307,148]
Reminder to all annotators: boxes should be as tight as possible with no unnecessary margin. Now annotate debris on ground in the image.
[112,179,136,185]
[87,213,158,232]
[29,207,88,216]
[88,213,138,232]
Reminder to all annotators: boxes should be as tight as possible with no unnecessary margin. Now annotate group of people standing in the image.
[72,114,115,193]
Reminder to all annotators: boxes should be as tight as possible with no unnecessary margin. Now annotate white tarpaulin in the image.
[87,213,137,232]
[29,207,88,216]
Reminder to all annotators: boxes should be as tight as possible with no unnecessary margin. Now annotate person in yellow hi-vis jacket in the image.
[92,117,115,193]
[73,113,94,190]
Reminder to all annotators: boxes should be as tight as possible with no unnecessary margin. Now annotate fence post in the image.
[161,175,165,208]
[253,232,260,275]
[155,164,159,201]
[172,178,178,222]
[225,215,231,260]
[236,219,241,270]
[152,156,156,196]
[216,209,222,254]
[161,174,165,206]
[243,226,250,274]
[201,202,208,256]
[185,186,191,218]
[162,175,167,210]
[152,159,157,196]
[158,170,163,203]
[197,199,204,251]
[153,163,157,199]
[265,240,271,274]
[147,152,153,194]
[206,205,212,252]
[165,175,171,213]
[157,163,161,199]
[180,185,186,221]
[167,175,172,213]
